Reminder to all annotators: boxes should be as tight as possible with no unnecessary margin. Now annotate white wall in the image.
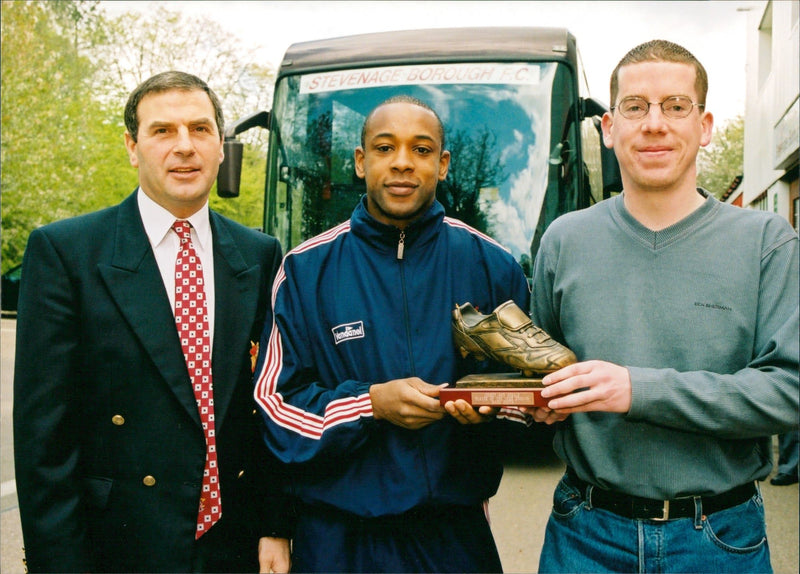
[740,0,799,220]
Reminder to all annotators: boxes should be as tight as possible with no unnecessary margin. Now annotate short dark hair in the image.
[124,71,224,142]
[360,95,446,151]
[610,40,708,108]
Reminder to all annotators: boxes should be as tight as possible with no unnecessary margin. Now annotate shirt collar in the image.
[137,188,212,251]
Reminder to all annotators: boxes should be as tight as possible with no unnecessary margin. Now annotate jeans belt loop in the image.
[585,484,594,510]
[692,495,704,530]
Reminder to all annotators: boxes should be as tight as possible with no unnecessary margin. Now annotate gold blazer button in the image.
[143,475,156,487]
[111,415,125,426]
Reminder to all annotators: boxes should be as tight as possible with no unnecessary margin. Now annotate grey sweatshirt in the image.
[531,191,799,499]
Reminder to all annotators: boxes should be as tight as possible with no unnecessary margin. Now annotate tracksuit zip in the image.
[397,229,415,375]
[397,228,434,501]
[396,229,406,260]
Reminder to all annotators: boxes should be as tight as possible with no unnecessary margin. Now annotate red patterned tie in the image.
[172,220,221,539]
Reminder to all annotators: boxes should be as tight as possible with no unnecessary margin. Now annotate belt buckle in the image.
[651,500,670,521]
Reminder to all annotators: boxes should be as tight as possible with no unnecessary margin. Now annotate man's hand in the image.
[258,536,291,573]
[540,360,632,413]
[518,405,569,424]
[444,399,498,425]
[370,378,446,429]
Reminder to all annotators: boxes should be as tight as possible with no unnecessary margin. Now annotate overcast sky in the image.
[104,0,758,124]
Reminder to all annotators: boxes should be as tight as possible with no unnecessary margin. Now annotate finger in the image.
[547,387,600,411]
[541,371,594,398]
[477,406,499,418]
[445,399,482,424]
[543,410,569,424]
[416,381,448,398]
[542,360,592,386]
[531,407,555,423]
[418,395,446,414]
[456,400,487,423]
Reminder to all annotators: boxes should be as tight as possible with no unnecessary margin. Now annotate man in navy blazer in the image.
[13,71,291,573]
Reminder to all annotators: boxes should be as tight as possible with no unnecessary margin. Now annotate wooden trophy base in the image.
[439,373,547,407]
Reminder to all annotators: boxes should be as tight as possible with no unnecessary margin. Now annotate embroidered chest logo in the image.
[332,321,365,345]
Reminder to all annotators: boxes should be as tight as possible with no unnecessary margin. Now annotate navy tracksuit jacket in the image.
[254,197,530,567]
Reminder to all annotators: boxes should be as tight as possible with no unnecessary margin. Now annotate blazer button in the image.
[238,470,245,478]
[111,415,125,426]
[143,475,156,487]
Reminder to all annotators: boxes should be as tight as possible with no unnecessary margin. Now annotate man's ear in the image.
[124,132,139,167]
[354,147,366,179]
[699,111,714,148]
[601,112,614,150]
[438,150,451,181]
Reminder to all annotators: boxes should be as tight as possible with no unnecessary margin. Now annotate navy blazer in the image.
[13,192,290,573]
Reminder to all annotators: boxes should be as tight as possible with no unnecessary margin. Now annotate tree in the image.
[1,0,130,272]
[1,1,277,271]
[437,127,507,235]
[89,5,276,229]
[697,115,744,198]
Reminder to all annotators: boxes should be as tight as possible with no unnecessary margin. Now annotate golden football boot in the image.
[452,300,577,376]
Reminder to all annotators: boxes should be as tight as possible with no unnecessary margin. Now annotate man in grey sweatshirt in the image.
[529,40,798,573]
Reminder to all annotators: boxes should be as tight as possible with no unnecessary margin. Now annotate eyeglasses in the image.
[612,96,704,120]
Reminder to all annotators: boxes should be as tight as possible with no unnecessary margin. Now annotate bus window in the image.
[267,61,582,271]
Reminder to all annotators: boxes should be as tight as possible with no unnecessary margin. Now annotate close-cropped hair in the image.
[360,95,446,151]
[610,39,708,107]
[124,71,224,142]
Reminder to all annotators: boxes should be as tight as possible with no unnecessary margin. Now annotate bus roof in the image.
[279,27,577,76]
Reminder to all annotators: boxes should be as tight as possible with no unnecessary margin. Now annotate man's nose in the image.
[391,146,414,170]
[641,104,668,130]
[173,127,195,153]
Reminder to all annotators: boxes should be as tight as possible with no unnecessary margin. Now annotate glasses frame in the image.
[611,96,705,120]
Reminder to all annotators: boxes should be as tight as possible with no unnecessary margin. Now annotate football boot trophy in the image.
[440,300,576,407]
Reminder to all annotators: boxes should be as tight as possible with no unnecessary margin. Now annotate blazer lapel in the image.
[209,213,262,428]
[97,193,202,427]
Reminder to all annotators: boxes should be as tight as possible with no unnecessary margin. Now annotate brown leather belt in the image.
[566,467,757,521]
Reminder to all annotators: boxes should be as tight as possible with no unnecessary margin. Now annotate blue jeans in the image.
[539,473,772,573]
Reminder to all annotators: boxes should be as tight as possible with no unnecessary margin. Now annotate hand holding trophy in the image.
[440,300,576,406]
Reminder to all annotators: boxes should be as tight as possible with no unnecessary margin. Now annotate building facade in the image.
[735,0,799,232]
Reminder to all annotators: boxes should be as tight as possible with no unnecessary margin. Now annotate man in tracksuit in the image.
[254,95,531,572]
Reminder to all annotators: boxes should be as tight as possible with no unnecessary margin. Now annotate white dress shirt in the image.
[137,189,215,348]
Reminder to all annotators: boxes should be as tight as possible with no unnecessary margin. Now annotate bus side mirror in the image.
[216,110,271,198]
[581,97,607,120]
[581,98,622,198]
[218,139,243,198]
[591,117,623,197]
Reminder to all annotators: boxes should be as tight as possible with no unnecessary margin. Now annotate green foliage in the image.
[1,1,275,271]
[697,115,744,199]
[1,0,134,272]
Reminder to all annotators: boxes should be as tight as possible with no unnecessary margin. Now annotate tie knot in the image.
[172,220,192,241]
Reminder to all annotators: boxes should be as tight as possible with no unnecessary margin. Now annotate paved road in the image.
[2,317,797,572]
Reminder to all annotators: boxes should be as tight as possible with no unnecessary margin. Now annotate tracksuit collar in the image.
[350,195,445,255]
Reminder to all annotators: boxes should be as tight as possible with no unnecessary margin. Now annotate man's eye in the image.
[666,101,688,112]
[376,145,392,152]
[415,147,432,155]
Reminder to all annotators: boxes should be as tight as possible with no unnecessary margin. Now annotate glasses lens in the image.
[661,96,694,118]
[618,97,648,119]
